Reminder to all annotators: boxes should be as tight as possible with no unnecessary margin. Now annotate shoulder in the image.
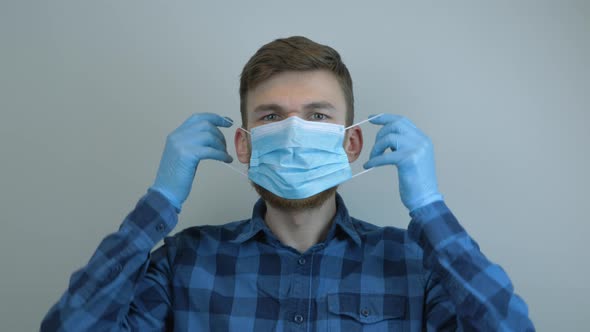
[350,217,423,258]
[347,217,428,287]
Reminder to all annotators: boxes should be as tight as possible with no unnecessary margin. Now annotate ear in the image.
[344,126,363,162]
[234,127,251,164]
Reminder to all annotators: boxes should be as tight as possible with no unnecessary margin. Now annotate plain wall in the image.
[1,1,588,331]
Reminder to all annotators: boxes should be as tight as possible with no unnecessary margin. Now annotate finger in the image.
[375,119,422,141]
[194,146,233,163]
[196,112,234,127]
[181,112,234,130]
[369,113,419,131]
[180,120,227,147]
[369,133,414,159]
[367,113,403,126]
[399,117,417,129]
[364,150,412,169]
[185,132,228,153]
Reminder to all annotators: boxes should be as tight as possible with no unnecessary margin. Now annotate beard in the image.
[252,182,338,212]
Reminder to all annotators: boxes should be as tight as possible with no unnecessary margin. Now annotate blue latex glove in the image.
[364,114,443,212]
[150,113,233,211]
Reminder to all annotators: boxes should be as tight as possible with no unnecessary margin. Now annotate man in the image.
[41,36,534,331]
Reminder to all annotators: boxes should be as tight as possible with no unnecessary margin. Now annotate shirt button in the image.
[156,223,165,232]
[298,257,306,265]
[361,308,370,317]
[293,314,304,323]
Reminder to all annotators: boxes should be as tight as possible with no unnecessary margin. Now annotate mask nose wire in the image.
[233,114,382,133]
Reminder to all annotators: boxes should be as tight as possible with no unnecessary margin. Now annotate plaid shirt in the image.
[41,190,534,331]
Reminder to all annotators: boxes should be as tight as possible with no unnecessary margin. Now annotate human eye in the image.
[310,113,328,121]
[262,113,280,121]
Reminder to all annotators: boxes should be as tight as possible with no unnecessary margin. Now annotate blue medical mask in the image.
[224,115,379,200]
[249,116,351,199]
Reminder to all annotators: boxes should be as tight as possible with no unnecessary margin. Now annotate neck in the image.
[263,194,338,254]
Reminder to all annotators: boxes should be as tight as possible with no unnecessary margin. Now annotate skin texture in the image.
[234,70,363,253]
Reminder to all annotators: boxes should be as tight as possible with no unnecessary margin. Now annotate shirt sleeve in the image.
[407,201,535,331]
[40,189,178,332]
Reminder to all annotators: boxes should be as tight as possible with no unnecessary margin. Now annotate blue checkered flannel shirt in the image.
[41,190,534,331]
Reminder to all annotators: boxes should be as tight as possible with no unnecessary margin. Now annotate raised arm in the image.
[41,190,177,331]
[364,113,534,330]
[41,113,234,331]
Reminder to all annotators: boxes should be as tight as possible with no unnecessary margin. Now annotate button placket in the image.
[289,253,312,329]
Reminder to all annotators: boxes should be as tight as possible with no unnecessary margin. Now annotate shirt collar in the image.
[230,193,362,247]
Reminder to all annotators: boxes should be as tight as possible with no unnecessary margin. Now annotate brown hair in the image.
[239,36,354,127]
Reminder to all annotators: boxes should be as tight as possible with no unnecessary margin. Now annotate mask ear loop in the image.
[350,167,373,179]
[344,113,383,130]
[221,125,250,178]
[343,113,384,180]
[222,162,248,177]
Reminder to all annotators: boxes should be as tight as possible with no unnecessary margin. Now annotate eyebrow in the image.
[303,101,336,112]
[253,104,283,113]
[253,101,337,113]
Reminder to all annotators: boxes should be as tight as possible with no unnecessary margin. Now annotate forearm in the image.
[41,189,177,332]
[408,201,534,331]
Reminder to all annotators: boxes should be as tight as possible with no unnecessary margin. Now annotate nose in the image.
[285,112,303,119]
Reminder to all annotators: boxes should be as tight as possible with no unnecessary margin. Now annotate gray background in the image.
[1,1,588,331]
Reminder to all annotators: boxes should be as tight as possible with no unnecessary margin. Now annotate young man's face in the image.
[235,70,362,211]
[245,70,348,130]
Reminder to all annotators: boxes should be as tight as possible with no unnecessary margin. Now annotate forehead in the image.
[245,70,346,112]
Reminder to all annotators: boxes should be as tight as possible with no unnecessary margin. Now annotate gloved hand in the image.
[364,114,443,212]
[150,113,233,211]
